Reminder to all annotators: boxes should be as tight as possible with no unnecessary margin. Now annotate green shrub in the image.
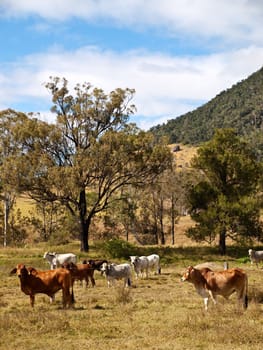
[96,238,138,259]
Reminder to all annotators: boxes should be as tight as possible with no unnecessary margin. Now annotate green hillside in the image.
[150,66,263,145]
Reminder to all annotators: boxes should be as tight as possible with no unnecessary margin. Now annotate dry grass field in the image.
[1,243,263,350]
[2,144,263,349]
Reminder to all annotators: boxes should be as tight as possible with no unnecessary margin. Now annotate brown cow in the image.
[181,266,248,311]
[10,264,74,308]
[63,262,95,287]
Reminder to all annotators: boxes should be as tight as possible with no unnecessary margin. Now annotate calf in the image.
[10,264,74,308]
[100,262,132,287]
[130,256,149,279]
[63,262,95,287]
[43,252,77,269]
[248,249,263,268]
[147,254,161,275]
[181,265,248,311]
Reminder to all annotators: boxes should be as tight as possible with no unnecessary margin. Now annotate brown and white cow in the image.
[10,264,74,308]
[181,265,248,311]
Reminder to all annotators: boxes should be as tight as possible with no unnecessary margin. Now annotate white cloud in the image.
[0,45,262,129]
[1,1,263,129]
[1,0,263,47]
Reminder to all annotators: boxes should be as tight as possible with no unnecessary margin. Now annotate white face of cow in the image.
[181,266,193,282]
[100,262,108,274]
[129,256,137,264]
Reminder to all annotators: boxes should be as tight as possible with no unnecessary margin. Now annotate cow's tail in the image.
[244,275,248,309]
[69,275,75,305]
[70,286,75,305]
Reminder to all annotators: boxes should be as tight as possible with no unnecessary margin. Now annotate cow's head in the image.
[62,262,77,271]
[248,249,253,257]
[10,264,29,278]
[129,256,137,263]
[100,262,108,274]
[181,266,194,282]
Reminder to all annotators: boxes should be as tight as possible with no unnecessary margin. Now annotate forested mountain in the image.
[150,66,263,145]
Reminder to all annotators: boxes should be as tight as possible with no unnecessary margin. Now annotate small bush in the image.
[96,238,138,259]
[114,286,132,304]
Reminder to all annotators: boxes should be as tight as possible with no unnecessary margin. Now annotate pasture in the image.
[1,243,263,350]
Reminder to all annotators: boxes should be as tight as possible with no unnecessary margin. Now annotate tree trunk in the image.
[159,198,165,245]
[80,217,89,252]
[79,189,89,252]
[219,227,226,255]
[4,199,9,247]
[171,194,175,245]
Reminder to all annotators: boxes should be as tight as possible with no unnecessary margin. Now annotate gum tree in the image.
[17,78,172,251]
[187,129,263,255]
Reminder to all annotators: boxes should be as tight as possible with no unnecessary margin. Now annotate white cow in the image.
[130,256,149,279]
[100,262,132,287]
[248,249,263,268]
[147,254,161,275]
[43,252,77,270]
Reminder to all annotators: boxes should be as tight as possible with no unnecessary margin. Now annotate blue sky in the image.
[0,1,263,130]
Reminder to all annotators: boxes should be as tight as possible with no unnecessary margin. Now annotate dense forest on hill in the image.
[150,66,263,146]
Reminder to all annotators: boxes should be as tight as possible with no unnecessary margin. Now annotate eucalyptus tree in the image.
[17,77,172,251]
[0,109,29,246]
[187,129,263,255]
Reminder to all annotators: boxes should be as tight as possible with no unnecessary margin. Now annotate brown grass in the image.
[1,244,263,350]
[169,143,198,169]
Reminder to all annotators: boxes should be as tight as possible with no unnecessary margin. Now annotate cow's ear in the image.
[28,267,36,275]
[10,268,17,275]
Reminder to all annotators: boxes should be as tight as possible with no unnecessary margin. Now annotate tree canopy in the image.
[187,128,263,254]
[5,77,172,250]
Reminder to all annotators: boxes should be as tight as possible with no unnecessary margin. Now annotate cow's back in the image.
[31,268,70,294]
[202,268,247,296]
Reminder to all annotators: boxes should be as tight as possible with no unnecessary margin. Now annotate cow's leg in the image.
[30,294,35,307]
[237,288,248,309]
[62,288,71,308]
[204,297,209,311]
[90,276,95,287]
[49,295,55,303]
[208,290,217,305]
[124,277,131,287]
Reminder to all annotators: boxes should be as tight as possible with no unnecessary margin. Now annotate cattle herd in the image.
[9,248,263,310]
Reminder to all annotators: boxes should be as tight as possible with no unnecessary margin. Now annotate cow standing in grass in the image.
[63,262,95,287]
[147,254,161,275]
[10,264,74,308]
[100,262,132,287]
[248,249,263,268]
[130,256,149,279]
[181,265,248,311]
[43,252,77,269]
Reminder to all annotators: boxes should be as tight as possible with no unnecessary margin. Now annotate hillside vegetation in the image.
[150,66,263,145]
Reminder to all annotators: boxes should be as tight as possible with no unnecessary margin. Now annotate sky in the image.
[0,0,263,130]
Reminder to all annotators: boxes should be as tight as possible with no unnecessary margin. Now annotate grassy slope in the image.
[0,243,263,350]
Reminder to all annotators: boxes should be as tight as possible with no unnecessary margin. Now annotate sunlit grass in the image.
[1,244,263,350]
